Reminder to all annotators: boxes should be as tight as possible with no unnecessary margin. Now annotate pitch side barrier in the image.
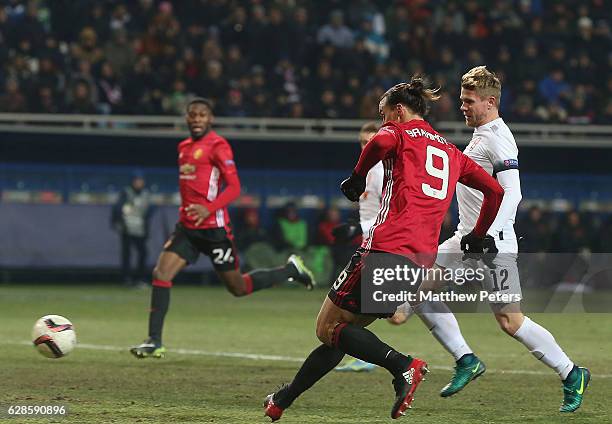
[0,113,611,147]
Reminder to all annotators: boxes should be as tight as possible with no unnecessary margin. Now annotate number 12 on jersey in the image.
[421,145,449,200]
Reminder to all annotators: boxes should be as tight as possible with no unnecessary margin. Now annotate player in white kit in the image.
[333,122,383,372]
[401,66,590,412]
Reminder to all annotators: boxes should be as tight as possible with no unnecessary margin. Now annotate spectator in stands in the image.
[160,79,187,115]
[65,80,97,114]
[554,211,592,253]
[71,27,104,66]
[97,61,123,114]
[516,206,552,252]
[235,208,268,251]
[104,29,136,76]
[538,69,571,106]
[30,85,62,114]
[0,78,27,112]
[221,88,249,117]
[0,0,610,120]
[112,172,153,287]
[316,207,341,246]
[317,10,354,49]
[272,201,308,252]
[358,15,389,63]
[594,99,612,125]
[510,95,541,123]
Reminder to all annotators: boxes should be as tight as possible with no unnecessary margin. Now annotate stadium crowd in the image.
[0,0,610,123]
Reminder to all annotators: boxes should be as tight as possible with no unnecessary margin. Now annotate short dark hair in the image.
[360,121,379,134]
[380,76,440,117]
[186,97,214,113]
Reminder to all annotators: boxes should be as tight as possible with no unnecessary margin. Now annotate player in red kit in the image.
[131,98,315,358]
[264,79,504,420]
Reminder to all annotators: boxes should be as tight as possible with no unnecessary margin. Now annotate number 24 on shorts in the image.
[212,248,234,264]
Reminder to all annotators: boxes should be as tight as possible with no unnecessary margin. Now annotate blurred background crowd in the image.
[229,203,612,286]
[0,0,611,123]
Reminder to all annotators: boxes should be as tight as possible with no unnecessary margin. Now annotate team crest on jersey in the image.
[194,149,203,159]
[467,137,482,152]
[180,163,196,174]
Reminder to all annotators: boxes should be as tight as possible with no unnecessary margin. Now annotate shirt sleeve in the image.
[483,132,522,235]
[354,125,399,177]
[486,169,522,236]
[458,153,504,238]
[484,132,519,176]
[206,140,241,213]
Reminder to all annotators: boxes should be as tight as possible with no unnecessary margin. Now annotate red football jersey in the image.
[358,120,490,267]
[177,130,239,229]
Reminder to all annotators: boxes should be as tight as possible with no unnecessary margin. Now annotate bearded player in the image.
[263,78,504,420]
[396,66,590,413]
[130,98,315,358]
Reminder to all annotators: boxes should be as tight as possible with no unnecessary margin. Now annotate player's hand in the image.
[340,172,366,202]
[460,231,498,269]
[332,222,362,243]
[185,204,211,226]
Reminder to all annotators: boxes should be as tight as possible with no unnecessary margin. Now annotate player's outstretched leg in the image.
[331,322,428,418]
[234,254,316,296]
[505,312,589,412]
[130,251,185,359]
[410,300,482,397]
[264,344,345,421]
[334,308,415,373]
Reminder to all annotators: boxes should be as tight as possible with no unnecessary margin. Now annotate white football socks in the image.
[413,301,473,361]
[512,316,574,380]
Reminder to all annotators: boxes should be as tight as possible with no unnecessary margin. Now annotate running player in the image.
[400,66,590,412]
[130,98,315,358]
[264,78,504,421]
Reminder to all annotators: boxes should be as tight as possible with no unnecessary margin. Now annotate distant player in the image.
[334,121,380,373]
[264,78,504,421]
[130,98,315,358]
[399,66,590,412]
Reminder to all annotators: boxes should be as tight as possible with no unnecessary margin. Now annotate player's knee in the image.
[152,266,171,283]
[315,321,334,346]
[496,313,523,335]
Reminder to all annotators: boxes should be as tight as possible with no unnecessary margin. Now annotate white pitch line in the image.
[10,341,612,379]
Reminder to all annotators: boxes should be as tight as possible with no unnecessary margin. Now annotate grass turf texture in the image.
[1,285,611,423]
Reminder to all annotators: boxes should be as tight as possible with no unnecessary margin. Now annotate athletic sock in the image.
[243,264,295,294]
[413,300,473,361]
[333,323,411,376]
[148,280,171,344]
[457,353,477,366]
[513,316,574,380]
[275,344,344,409]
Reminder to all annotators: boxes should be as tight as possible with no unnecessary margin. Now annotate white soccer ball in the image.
[31,315,77,358]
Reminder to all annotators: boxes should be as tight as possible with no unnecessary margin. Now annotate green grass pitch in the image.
[2,285,611,423]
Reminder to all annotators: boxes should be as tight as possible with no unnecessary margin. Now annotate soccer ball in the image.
[31,315,77,358]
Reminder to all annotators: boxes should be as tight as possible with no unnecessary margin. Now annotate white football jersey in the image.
[456,117,519,239]
[360,161,384,234]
